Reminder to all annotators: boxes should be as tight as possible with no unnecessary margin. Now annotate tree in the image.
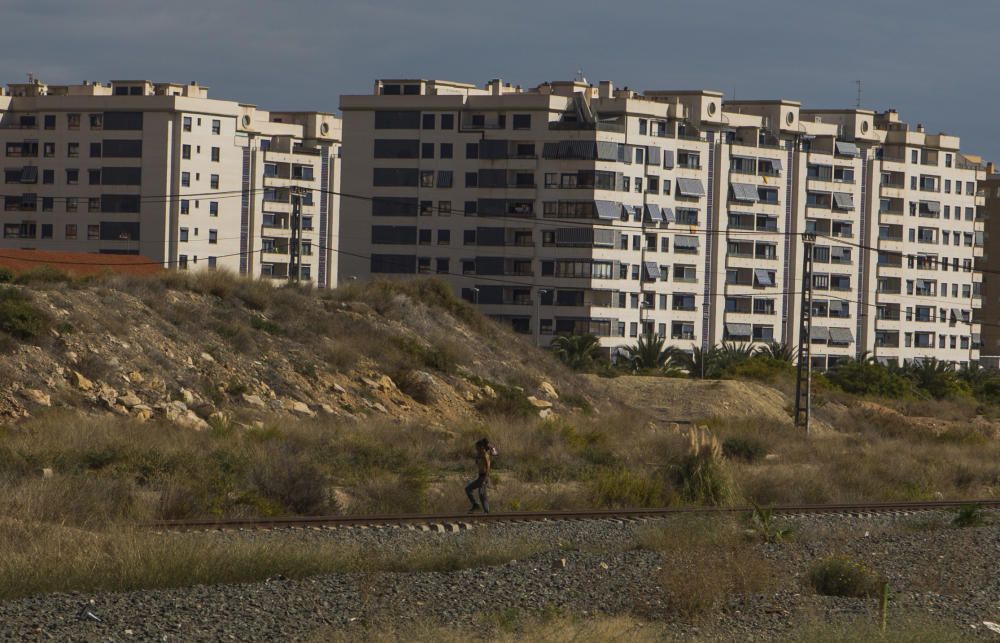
[715,341,757,372]
[758,341,798,363]
[826,358,915,398]
[550,333,603,371]
[668,345,720,379]
[904,358,966,399]
[621,332,673,371]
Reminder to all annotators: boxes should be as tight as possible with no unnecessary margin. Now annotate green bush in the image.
[722,437,767,463]
[808,556,883,597]
[475,383,536,418]
[826,359,916,398]
[0,267,13,283]
[0,287,50,340]
[12,266,73,285]
[720,355,794,383]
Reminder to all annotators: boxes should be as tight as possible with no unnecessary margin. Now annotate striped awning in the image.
[676,177,706,198]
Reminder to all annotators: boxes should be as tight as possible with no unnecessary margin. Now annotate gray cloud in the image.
[0,0,995,156]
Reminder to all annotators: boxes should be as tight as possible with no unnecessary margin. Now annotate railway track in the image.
[149,498,1000,532]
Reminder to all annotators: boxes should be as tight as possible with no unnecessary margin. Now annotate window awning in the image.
[830,246,850,260]
[828,327,854,343]
[643,261,659,281]
[973,333,982,343]
[921,200,941,214]
[557,140,597,159]
[644,203,663,223]
[754,269,774,286]
[646,146,661,166]
[19,166,37,183]
[674,235,699,249]
[594,200,620,220]
[731,182,759,202]
[676,177,706,198]
[835,141,859,157]
[596,141,619,161]
[725,322,752,337]
[762,157,783,171]
[660,207,676,223]
[809,326,830,341]
[662,149,675,169]
[833,192,855,210]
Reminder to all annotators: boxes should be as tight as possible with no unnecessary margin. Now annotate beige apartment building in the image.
[337,77,983,367]
[0,79,341,286]
[977,166,1000,364]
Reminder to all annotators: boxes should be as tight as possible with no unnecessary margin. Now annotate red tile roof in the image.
[0,249,163,277]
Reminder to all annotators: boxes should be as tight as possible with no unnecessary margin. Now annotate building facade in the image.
[0,79,341,286]
[338,77,984,367]
[977,166,1000,364]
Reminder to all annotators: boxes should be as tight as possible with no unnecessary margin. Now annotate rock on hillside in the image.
[0,276,586,427]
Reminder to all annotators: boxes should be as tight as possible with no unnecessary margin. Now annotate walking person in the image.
[465,438,495,513]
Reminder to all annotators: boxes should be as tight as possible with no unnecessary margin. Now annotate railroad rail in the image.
[149,499,1000,532]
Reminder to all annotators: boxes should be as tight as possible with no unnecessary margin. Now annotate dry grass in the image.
[0,519,549,600]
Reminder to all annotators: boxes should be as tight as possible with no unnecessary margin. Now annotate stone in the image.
[242,393,267,409]
[127,371,144,385]
[208,411,229,426]
[481,385,497,399]
[527,396,553,410]
[372,402,389,414]
[119,391,143,408]
[538,408,554,420]
[21,389,51,407]
[41,467,54,479]
[538,381,559,400]
[179,388,195,405]
[69,370,93,391]
[65,351,79,364]
[599,562,610,570]
[332,383,347,395]
[318,403,336,415]
[284,399,315,417]
[553,558,567,569]
[131,405,153,422]
[200,352,215,363]
[175,410,210,431]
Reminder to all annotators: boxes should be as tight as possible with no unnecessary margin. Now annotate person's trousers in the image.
[465,474,489,512]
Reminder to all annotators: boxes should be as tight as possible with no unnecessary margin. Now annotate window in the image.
[88,169,101,185]
[209,201,218,216]
[209,229,217,244]
[183,116,192,132]
[87,225,99,240]
[211,147,220,162]
[210,174,219,189]
[67,143,79,158]
[422,113,435,130]
[211,119,221,135]
[441,114,455,129]
[437,229,450,245]
[180,228,189,242]
[89,114,103,129]
[420,171,434,188]
[43,142,55,158]
[66,198,78,212]
[67,113,80,129]
[65,224,77,240]
[89,142,102,158]
[437,171,453,188]
[180,199,190,214]
[182,144,191,159]
[42,170,54,185]
[512,114,531,129]
[179,255,188,270]
[66,169,79,185]
[42,197,53,212]
[440,143,453,159]
[181,172,190,187]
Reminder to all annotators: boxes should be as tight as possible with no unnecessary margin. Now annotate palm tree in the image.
[550,333,603,371]
[715,341,757,372]
[621,331,672,371]
[668,345,719,379]
[904,357,960,399]
[758,341,797,363]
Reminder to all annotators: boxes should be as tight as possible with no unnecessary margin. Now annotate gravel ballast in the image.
[1,513,998,641]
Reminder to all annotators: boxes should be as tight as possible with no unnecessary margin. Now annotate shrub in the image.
[475,383,536,418]
[0,267,13,283]
[722,437,767,463]
[826,359,916,398]
[249,314,282,335]
[250,451,330,515]
[394,369,436,405]
[720,355,794,383]
[587,468,665,508]
[952,503,983,528]
[12,266,73,285]
[0,288,50,340]
[659,544,779,617]
[808,556,883,597]
[676,451,736,506]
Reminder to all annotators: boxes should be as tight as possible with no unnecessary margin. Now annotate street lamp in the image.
[471,287,480,305]
[535,288,548,348]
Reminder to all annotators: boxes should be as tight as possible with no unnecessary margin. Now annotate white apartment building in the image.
[0,79,341,287]
[338,77,984,367]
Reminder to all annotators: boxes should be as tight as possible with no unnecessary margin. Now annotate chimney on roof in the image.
[916,123,925,133]
[598,80,614,99]
[487,79,503,95]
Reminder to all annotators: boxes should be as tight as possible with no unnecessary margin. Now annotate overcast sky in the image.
[1,0,995,156]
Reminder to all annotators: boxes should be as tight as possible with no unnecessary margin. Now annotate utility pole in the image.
[288,192,302,283]
[794,234,816,435]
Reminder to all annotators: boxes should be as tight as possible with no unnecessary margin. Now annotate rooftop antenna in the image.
[855,80,862,108]
[575,68,588,85]
[26,72,34,84]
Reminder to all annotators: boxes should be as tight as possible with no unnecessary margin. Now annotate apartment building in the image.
[977,166,1000,363]
[338,78,984,367]
[0,79,341,286]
